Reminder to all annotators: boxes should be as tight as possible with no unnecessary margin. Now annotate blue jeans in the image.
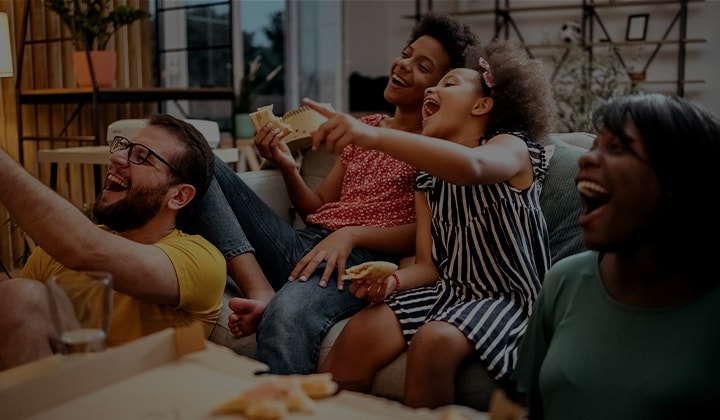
[182,156,399,373]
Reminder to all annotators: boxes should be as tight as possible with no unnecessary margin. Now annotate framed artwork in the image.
[626,14,649,41]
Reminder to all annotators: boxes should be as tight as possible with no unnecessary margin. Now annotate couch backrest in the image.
[106,118,221,149]
[541,133,593,264]
[245,132,592,265]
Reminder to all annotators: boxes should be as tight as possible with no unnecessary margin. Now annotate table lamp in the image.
[0,11,13,78]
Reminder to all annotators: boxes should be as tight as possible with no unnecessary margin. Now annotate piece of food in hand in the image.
[249,105,293,136]
[341,261,398,283]
[254,104,331,169]
[281,106,328,144]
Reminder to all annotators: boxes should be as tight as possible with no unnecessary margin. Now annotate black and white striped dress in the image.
[386,132,551,380]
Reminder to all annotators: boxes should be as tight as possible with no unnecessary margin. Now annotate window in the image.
[150,0,343,134]
[151,0,233,130]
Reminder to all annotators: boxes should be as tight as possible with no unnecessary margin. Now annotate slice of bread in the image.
[249,105,293,136]
[254,104,330,169]
[341,261,398,283]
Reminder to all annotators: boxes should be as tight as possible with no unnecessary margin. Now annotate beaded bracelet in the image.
[391,273,400,294]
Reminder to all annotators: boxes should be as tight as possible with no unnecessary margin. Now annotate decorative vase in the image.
[234,113,255,139]
[73,50,117,88]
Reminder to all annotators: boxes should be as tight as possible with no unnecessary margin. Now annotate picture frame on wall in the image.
[626,14,649,41]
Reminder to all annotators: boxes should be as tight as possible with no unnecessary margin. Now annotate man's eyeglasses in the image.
[110,136,184,180]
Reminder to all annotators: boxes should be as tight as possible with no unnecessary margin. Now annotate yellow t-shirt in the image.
[22,229,226,346]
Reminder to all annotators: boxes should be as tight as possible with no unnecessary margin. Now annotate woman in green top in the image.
[497,94,720,419]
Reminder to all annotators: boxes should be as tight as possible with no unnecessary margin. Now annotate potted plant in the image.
[550,36,641,132]
[234,55,282,139]
[44,0,149,88]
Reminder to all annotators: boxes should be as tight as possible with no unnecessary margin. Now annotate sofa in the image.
[208,132,595,411]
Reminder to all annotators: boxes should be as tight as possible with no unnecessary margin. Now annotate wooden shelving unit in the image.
[408,0,705,97]
[15,1,234,164]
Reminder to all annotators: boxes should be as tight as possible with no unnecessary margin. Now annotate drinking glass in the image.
[46,270,113,354]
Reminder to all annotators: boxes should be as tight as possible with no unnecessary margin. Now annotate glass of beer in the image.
[46,270,113,354]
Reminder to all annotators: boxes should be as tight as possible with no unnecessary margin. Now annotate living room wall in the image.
[0,0,152,275]
[1,0,717,273]
[345,0,719,115]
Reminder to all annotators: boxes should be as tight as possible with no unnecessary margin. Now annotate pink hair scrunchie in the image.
[478,57,495,88]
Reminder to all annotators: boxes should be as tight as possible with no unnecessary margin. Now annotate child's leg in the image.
[318,303,406,393]
[404,320,475,409]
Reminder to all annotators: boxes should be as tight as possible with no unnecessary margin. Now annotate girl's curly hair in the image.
[468,39,557,142]
[408,12,479,71]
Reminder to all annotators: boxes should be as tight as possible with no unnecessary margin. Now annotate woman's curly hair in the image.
[469,39,557,142]
[408,12,479,71]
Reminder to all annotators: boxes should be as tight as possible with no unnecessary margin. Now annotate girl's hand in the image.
[253,123,296,170]
[303,98,380,153]
[347,275,394,303]
[288,228,354,290]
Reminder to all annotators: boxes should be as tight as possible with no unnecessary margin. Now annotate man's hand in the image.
[287,228,355,290]
[303,98,380,154]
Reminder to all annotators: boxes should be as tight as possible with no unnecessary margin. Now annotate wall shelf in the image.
[408,0,704,18]
[18,87,234,105]
[15,1,234,164]
[410,0,704,98]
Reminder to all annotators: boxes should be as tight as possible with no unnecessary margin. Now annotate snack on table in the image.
[212,381,289,417]
[212,373,338,418]
[281,372,339,399]
[438,406,472,420]
[243,399,287,420]
[341,261,398,283]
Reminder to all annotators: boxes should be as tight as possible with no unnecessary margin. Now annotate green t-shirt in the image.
[512,251,720,419]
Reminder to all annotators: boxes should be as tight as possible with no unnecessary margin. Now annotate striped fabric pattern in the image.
[386,132,551,380]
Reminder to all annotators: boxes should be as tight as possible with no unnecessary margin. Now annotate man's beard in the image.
[93,183,171,232]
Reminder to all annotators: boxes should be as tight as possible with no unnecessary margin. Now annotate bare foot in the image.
[227,297,268,337]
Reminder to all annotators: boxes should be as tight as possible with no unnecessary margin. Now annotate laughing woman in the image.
[499,94,720,419]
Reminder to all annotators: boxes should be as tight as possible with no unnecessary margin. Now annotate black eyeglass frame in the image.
[110,136,185,181]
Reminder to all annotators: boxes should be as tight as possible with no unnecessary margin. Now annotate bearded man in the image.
[0,114,226,370]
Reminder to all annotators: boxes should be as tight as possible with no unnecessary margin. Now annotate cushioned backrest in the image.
[540,133,593,264]
[106,118,221,149]
[294,134,591,265]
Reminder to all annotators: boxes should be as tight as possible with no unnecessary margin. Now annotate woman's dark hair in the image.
[592,93,720,266]
[146,114,215,219]
[408,12,479,71]
[470,39,557,142]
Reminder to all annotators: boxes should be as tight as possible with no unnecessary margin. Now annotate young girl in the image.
[494,94,720,419]
[308,39,557,409]
[180,12,478,375]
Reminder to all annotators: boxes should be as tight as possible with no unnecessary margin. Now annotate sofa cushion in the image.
[210,132,593,412]
[541,133,593,263]
[319,318,499,410]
